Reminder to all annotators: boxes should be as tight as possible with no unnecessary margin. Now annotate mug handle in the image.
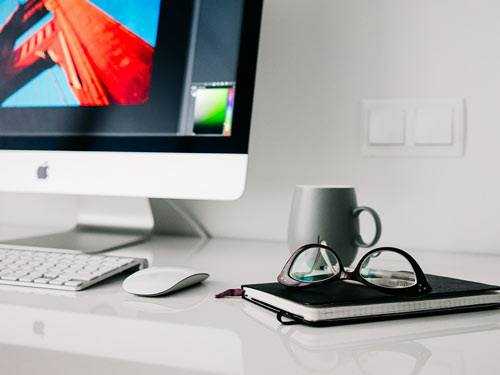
[353,206,382,248]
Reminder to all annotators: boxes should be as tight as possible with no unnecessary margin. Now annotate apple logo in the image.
[37,163,49,180]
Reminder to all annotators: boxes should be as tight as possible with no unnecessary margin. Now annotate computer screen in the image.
[0,0,164,108]
[0,0,261,152]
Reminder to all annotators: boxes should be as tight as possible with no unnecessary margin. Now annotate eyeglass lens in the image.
[359,250,417,289]
[289,246,341,283]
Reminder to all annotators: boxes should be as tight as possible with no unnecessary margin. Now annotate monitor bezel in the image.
[0,0,263,155]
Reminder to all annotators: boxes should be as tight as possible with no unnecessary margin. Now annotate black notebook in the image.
[243,275,500,326]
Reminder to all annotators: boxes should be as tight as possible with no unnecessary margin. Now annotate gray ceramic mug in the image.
[287,186,382,267]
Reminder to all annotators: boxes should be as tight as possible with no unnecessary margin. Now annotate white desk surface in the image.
[0,227,499,375]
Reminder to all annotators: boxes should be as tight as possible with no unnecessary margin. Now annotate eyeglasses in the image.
[278,244,431,297]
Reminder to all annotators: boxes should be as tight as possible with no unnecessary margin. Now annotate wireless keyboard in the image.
[0,247,148,291]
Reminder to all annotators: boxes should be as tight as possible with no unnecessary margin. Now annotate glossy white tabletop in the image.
[0,228,499,375]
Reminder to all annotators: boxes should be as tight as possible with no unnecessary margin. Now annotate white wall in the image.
[1,0,500,252]
[180,0,500,252]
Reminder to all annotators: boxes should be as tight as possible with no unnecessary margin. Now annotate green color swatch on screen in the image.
[193,88,229,134]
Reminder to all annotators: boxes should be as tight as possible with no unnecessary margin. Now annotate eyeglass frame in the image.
[278,244,432,297]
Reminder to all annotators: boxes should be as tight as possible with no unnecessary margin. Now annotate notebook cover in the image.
[243,275,500,308]
[242,275,500,326]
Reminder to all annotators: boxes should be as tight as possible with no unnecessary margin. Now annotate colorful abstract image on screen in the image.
[193,87,234,136]
[0,0,162,108]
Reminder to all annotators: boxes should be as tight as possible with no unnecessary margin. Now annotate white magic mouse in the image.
[122,267,209,297]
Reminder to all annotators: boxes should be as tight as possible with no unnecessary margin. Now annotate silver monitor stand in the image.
[2,196,209,254]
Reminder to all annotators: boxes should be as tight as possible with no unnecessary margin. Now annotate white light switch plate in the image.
[362,99,466,157]
[368,108,406,145]
[414,107,454,145]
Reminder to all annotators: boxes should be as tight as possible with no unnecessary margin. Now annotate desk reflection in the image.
[243,303,500,375]
[0,295,243,375]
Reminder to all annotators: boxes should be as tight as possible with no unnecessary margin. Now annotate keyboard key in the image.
[43,272,60,279]
[49,278,67,285]
[72,274,98,282]
[19,275,36,282]
[11,272,28,279]
[1,274,19,281]
[34,278,52,284]
[64,280,84,287]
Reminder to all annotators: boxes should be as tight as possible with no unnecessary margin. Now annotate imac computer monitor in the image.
[0,0,263,252]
